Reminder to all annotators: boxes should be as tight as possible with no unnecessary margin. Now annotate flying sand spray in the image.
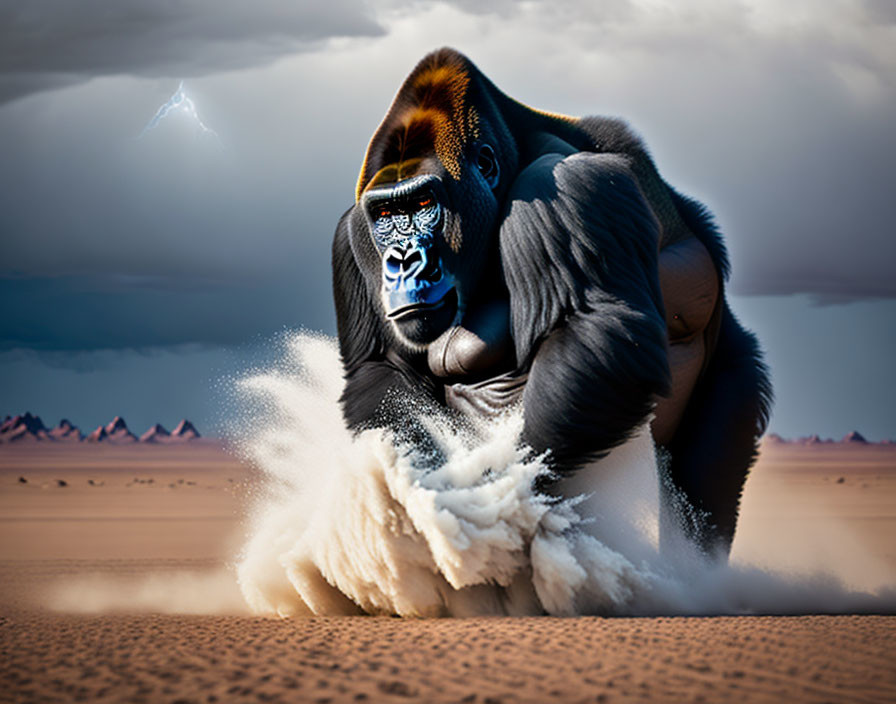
[45,332,893,616]
[232,333,895,617]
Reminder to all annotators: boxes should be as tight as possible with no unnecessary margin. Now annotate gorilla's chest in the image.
[425,296,524,418]
[426,298,514,379]
[422,234,720,435]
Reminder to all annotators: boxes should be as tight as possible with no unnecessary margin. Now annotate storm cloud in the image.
[1,0,895,353]
[0,0,384,104]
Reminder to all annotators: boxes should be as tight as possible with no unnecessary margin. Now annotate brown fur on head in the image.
[356,50,484,199]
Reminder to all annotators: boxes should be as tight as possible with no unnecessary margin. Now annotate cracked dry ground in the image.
[2,612,894,704]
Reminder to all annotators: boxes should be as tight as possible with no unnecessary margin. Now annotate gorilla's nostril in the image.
[413,249,442,282]
[403,250,423,271]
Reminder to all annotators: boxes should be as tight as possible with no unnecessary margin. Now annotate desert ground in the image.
[1,440,894,703]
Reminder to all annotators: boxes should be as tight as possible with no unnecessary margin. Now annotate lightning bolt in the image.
[140,80,220,141]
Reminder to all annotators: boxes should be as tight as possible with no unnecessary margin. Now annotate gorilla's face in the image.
[361,172,459,346]
[359,145,503,347]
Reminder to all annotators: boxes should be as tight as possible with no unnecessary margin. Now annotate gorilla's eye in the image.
[476,144,499,188]
[417,195,433,208]
[376,207,391,219]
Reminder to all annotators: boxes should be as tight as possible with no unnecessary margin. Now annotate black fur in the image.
[331,48,772,555]
[500,152,670,468]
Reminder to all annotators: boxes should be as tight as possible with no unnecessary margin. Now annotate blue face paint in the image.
[362,176,456,318]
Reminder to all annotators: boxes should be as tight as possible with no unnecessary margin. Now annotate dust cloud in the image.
[230,333,896,617]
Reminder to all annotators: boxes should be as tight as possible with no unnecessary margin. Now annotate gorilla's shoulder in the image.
[577,115,730,280]
[577,116,649,157]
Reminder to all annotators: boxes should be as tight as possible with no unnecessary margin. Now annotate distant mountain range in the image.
[0,413,203,445]
[2,411,891,449]
[764,431,894,446]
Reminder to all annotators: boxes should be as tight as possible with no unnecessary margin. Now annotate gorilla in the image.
[331,48,771,556]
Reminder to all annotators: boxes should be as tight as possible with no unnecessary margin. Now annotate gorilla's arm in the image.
[332,211,437,429]
[500,152,670,471]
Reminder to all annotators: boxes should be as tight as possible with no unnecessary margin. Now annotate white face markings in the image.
[373,200,442,249]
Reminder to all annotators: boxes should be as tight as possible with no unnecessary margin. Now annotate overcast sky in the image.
[1,0,894,439]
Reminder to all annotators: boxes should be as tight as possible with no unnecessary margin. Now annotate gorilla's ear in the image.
[332,209,385,372]
[500,151,667,366]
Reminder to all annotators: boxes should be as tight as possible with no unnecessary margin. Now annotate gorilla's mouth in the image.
[387,284,457,321]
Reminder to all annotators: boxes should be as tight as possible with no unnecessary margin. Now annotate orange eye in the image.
[377,208,390,219]
[418,196,432,208]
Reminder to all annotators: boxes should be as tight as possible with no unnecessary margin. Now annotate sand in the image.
[1,440,894,703]
[2,612,893,703]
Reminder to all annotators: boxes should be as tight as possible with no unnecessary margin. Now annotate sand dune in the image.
[1,440,894,702]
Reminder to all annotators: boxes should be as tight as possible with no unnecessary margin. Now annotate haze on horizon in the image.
[1,0,894,440]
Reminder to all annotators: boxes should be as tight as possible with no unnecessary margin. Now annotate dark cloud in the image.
[0,273,335,352]
[0,0,384,104]
[0,50,365,353]
[1,0,895,357]
[0,343,261,436]
[703,92,896,302]
[864,0,896,23]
